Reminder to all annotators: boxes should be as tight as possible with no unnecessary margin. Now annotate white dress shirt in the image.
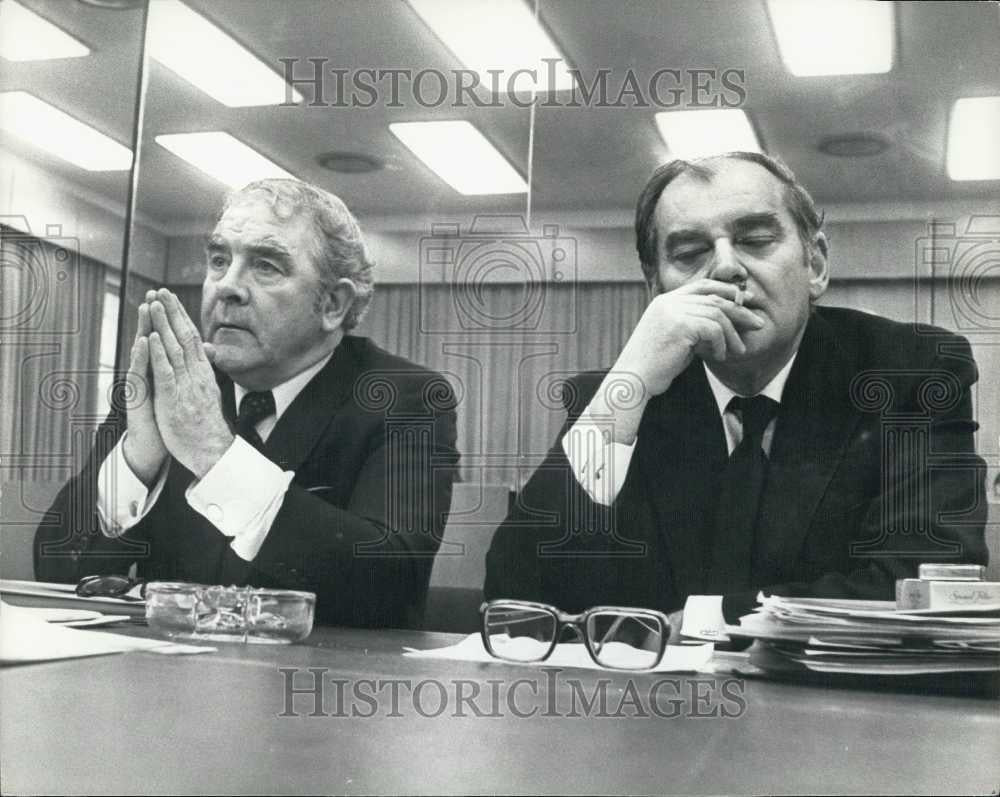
[561,352,798,639]
[96,352,333,562]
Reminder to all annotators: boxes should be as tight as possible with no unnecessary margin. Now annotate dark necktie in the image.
[236,390,275,451]
[705,394,778,593]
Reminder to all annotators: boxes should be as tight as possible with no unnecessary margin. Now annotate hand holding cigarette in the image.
[734,280,747,307]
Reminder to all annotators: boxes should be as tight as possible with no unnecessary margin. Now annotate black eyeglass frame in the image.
[479,599,671,672]
[75,574,147,600]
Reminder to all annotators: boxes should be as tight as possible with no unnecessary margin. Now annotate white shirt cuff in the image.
[681,595,729,642]
[96,434,168,538]
[185,436,294,562]
[561,416,637,506]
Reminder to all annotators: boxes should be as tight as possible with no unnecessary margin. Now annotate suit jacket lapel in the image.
[263,341,359,472]
[218,369,237,428]
[633,363,729,599]
[215,340,360,474]
[755,311,861,577]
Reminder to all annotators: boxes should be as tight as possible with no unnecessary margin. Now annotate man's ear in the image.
[807,231,830,301]
[319,278,357,331]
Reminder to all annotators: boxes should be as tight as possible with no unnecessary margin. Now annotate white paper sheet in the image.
[403,633,714,672]
[16,607,133,627]
[0,600,214,663]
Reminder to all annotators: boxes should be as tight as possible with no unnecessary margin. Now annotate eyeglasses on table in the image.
[75,574,146,601]
[480,599,671,671]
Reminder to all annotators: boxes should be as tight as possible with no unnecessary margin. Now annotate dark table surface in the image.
[3,623,999,795]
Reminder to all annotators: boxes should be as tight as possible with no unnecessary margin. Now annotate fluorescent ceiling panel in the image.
[155,132,295,188]
[768,0,894,76]
[655,109,761,160]
[947,97,1000,181]
[407,0,575,93]
[0,0,90,61]
[389,120,527,195]
[147,0,303,106]
[0,91,132,171]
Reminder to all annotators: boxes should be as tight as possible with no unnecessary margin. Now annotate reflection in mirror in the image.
[1,0,148,579]
[130,0,542,496]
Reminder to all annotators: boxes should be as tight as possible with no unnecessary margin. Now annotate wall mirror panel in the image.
[1,0,147,578]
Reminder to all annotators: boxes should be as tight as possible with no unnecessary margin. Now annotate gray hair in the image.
[222,179,375,331]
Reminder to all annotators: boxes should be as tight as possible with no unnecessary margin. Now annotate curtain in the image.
[356,283,649,486]
[1,227,106,482]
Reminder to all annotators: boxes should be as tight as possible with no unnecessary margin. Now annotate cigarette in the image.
[734,281,746,307]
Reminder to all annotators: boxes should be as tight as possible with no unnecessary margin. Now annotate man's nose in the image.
[215,261,250,302]
[708,239,747,284]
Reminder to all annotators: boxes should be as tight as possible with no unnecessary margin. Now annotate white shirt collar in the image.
[703,351,799,419]
[233,351,334,422]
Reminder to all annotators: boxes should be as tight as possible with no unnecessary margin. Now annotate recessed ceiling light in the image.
[0,0,90,61]
[947,97,1000,181]
[316,152,385,174]
[155,132,296,188]
[147,0,303,107]
[655,110,761,160]
[818,133,890,157]
[0,91,132,170]
[407,0,575,94]
[389,120,527,195]
[767,0,894,77]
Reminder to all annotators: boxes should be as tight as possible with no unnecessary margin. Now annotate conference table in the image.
[2,624,998,795]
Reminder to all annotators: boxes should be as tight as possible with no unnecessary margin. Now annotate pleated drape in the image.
[1,228,106,482]
[356,283,649,486]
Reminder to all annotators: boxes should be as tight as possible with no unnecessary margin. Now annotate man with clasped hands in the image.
[36,179,459,628]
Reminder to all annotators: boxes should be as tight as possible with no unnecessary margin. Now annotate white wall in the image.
[0,148,167,281]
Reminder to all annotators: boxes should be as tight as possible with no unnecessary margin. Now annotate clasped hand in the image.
[122,288,234,484]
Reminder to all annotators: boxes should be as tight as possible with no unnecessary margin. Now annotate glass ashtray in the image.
[145,582,316,644]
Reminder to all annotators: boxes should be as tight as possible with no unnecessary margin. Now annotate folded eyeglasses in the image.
[480,599,671,671]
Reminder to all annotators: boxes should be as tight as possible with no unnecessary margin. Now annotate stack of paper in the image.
[727,595,1000,676]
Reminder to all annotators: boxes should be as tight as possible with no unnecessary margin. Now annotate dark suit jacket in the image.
[485,307,988,622]
[34,336,460,628]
